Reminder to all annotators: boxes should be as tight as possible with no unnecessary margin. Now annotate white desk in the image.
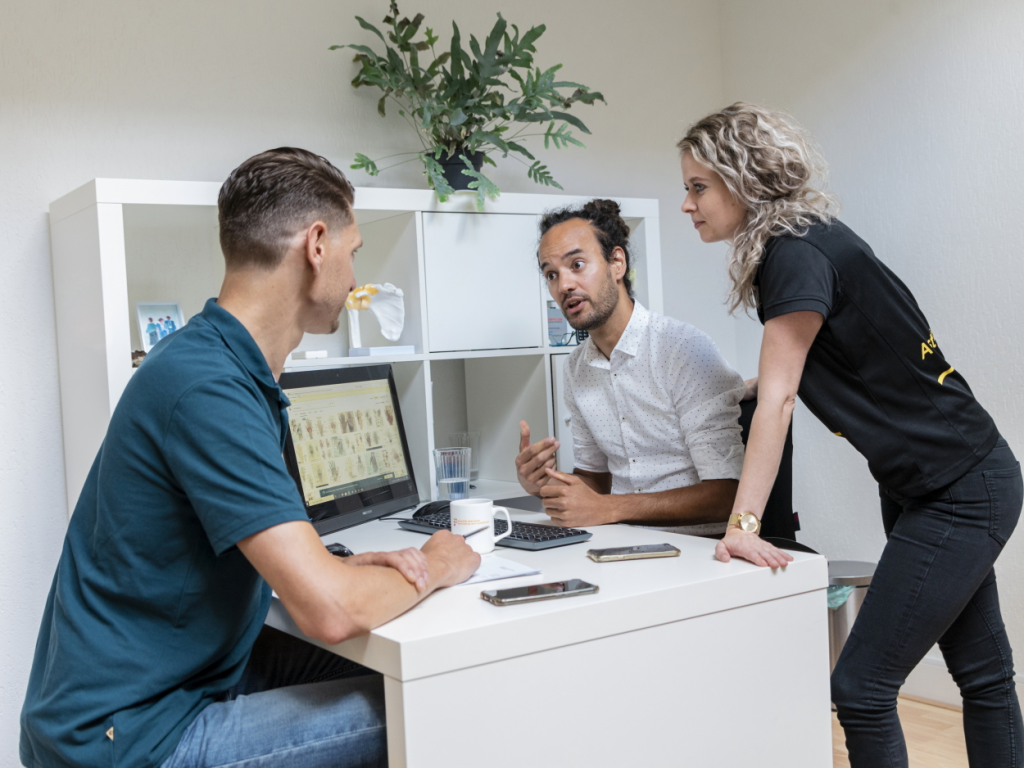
[267,508,832,768]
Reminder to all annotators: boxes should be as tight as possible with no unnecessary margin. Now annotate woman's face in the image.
[680,151,747,243]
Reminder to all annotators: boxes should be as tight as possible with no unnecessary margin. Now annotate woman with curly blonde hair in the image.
[679,103,1023,767]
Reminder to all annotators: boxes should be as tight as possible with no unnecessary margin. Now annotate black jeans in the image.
[225,624,375,699]
[832,437,1024,767]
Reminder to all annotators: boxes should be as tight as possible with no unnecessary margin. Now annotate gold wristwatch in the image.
[727,512,761,535]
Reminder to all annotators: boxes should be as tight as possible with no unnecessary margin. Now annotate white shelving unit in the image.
[49,180,663,515]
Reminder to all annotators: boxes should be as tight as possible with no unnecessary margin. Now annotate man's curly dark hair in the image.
[538,199,634,297]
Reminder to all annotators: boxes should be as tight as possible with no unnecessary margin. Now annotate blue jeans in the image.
[832,437,1024,767]
[162,626,387,767]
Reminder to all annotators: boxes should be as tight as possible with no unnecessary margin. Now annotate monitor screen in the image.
[279,364,419,535]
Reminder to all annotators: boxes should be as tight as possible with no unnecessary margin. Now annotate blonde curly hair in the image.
[678,103,839,313]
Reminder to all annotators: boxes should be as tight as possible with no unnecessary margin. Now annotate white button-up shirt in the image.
[564,302,745,522]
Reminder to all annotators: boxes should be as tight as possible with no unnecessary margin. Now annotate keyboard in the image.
[398,511,592,550]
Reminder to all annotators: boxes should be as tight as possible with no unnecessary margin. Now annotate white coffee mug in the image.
[450,498,512,554]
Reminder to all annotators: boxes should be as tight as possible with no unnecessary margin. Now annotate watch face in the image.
[739,513,760,533]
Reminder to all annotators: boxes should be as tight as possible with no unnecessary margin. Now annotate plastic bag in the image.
[827,585,855,610]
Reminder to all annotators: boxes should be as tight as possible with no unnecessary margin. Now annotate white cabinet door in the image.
[422,212,543,352]
[551,352,576,473]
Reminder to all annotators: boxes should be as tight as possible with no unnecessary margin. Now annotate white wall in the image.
[720,0,1024,698]
[0,0,724,762]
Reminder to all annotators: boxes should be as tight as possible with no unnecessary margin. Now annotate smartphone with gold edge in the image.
[586,543,681,562]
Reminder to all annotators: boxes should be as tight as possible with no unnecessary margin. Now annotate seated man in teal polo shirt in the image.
[20,148,480,768]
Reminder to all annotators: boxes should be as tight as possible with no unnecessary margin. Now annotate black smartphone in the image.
[481,579,599,606]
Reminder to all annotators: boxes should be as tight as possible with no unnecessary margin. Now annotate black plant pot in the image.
[439,151,485,191]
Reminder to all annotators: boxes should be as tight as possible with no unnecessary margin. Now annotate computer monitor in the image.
[278,364,419,536]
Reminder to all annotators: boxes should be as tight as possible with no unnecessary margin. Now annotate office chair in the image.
[738,398,798,540]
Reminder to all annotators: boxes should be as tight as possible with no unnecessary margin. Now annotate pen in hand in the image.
[460,526,489,541]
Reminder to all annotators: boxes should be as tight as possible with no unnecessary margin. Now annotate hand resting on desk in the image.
[539,468,616,527]
[344,548,430,589]
[239,521,480,645]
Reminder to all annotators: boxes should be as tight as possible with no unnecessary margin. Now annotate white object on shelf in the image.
[291,350,328,360]
[350,345,416,357]
[346,282,406,349]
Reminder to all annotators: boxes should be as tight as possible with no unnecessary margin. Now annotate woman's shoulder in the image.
[767,218,867,256]
[763,219,876,275]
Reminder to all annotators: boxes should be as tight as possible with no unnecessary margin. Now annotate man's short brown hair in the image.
[218,147,355,270]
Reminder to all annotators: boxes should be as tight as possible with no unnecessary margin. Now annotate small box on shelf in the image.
[350,345,416,357]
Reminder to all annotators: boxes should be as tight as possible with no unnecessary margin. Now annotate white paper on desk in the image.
[458,554,540,586]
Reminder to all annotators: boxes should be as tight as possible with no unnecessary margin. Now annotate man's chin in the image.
[567,315,598,332]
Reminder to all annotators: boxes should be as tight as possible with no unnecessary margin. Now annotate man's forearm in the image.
[608,479,738,526]
[327,558,449,639]
[574,469,611,494]
[240,522,469,646]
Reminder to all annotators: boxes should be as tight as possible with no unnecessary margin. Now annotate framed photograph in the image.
[137,302,185,353]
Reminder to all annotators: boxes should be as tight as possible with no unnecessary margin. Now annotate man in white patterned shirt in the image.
[515,199,746,532]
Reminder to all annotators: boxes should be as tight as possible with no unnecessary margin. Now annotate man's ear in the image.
[304,221,329,275]
[610,246,628,282]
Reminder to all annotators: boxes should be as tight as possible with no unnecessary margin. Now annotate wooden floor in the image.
[833,696,968,767]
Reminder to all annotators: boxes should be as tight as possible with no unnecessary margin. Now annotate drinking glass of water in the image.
[434,447,471,500]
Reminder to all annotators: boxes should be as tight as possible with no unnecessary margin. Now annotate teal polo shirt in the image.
[21,299,308,768]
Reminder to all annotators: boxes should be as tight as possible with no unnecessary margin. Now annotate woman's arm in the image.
[715,310,824,567]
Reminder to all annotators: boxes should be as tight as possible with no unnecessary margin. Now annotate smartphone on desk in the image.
[587,543,681,562]
[481,579,598,606]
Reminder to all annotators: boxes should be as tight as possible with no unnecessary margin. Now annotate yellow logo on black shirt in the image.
[921,330,938,360]
[920,330,955,384]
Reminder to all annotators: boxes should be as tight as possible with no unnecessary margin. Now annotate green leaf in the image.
[548,110,591,134]
[574,90,606,105]
[460,157,501,210]
[544,122,585,150]
[354,16,387,45]
[515,110,556,124]
[468,130,509,154]
[506,140,535,160]
[555,86,606,106]
[344,44,382,60]
[449,108,468,126]
[527,161,563,190]
[482,14,507,65]
[351,153,380,176]
[377,94,388,118]
[425,50,450,80]
[385,45,406,75]
[420,153,454,201]
[402,13,425,42]
[519,24,545,51]
[450,22,464,80]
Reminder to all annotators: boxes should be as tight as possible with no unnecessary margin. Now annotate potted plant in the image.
[333,2,605,209]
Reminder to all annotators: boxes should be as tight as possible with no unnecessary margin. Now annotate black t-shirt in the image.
[755,219,998,497]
